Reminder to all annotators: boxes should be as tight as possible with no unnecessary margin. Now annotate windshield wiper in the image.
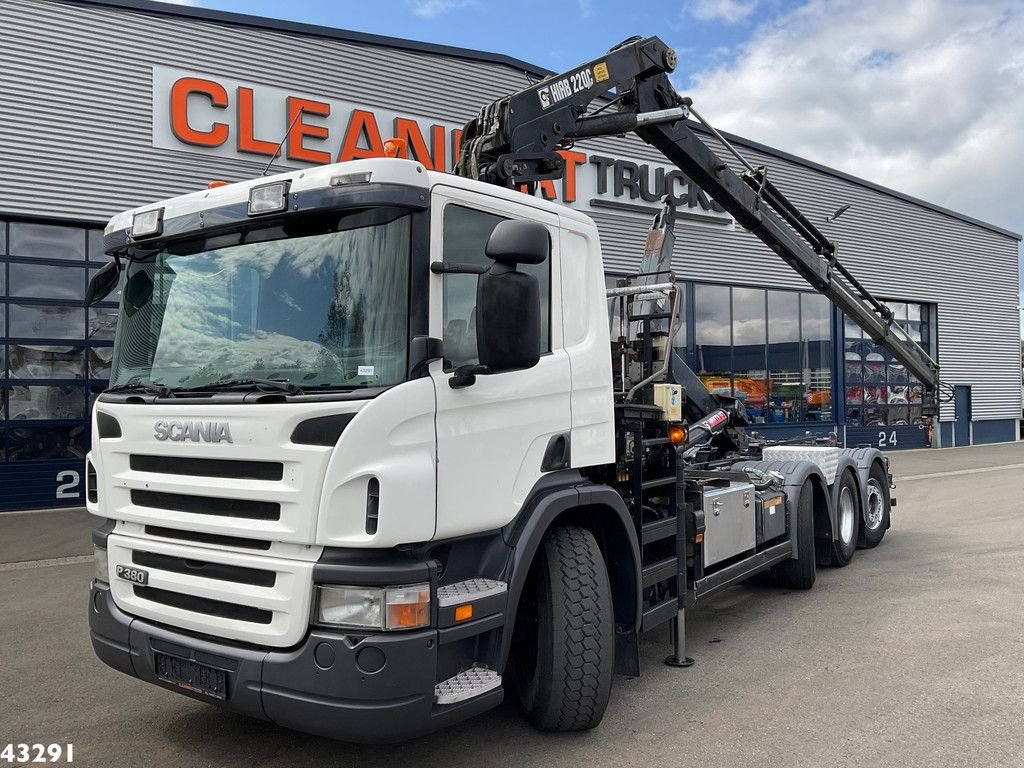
[178,377,304,395]
[106,380,174,398]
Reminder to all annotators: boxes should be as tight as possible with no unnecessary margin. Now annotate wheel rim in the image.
[839,486,855,544]
[864,478,885,531]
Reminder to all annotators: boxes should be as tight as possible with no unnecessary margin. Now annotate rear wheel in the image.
[830,470,860,567]
[771,479,816,589]
[861,463,890,548]
[512,526,614,732]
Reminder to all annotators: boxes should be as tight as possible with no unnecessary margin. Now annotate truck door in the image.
[429,186,571,540]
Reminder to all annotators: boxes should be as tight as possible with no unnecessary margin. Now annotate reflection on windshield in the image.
[110,212,411,390]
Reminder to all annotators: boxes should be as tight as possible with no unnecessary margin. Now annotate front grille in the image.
[144,525,272,551]
[132,551,276,587]
[130,454,284,481]
[134,585,273,624]
[131,489,280,521]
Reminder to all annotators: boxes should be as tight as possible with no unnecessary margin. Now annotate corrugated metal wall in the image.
[1,0,1019,424]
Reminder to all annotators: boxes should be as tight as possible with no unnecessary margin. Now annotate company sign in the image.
[152,66,731,224]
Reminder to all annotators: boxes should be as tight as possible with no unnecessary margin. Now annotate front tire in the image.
[861,463,890,548]
[830,470,860,567]
[513,526,614,732]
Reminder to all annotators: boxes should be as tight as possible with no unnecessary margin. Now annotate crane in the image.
[454,34,942,422]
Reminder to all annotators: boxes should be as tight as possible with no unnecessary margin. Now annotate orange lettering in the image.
[393,118,435,170]
[237,87,278,156]
[286,97,331,164]
[451,128,463,166]
[558,150,587,203]
[516,180,558,200]
[339,110,384,161]
[431,124,446,172]
[170,77,228,147]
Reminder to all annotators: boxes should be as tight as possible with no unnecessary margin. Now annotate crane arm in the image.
[455,35,941,414]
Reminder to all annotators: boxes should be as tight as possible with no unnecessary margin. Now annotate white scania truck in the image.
[87,37,941,742]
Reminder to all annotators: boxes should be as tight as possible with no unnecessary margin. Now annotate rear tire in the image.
[513,526,614,732]
[830,470,860,567]
[771,479,816,590]
[861,463,890,548]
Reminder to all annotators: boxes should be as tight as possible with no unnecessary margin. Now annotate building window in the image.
[802,293,833,422]
[693,284,833,424]
[731,287,768,417]
[694,283,732,397]
[1,218,113,467]
[844,301,930,426]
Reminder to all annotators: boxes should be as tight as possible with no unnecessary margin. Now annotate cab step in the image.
[436,578,507,607]
[434,667,502,705]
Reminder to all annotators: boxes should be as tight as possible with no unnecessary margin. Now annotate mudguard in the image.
[730,459,829,561]
[499,477,643,677]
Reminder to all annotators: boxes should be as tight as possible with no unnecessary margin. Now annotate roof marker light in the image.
[330,171,372,186]
[249,181,289,215]
[208,180,228,188]
[131,208,164,239]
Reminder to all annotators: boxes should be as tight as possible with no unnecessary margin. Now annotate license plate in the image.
[155,653,227,700]
[115,565,149,585]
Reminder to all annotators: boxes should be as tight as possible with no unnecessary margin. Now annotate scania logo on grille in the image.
[154,420,233,443]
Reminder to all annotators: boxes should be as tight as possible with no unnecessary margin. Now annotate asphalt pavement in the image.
[1,443,1023,768]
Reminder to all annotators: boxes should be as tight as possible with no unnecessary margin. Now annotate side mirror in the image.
[84,261,120,308]
[476,220,548,373]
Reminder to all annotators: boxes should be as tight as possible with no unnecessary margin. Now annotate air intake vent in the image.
[290,413,355,446]
[130,454,284,481]
[132,551,276,587]
[97,412,121,439]
[365,477,380,535]
[131,490,280,520]
[86,459,98,504]
[144,525,272,551]
[134,585,273,624]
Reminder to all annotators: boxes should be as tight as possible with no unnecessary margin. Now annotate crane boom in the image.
[455,35,941,416]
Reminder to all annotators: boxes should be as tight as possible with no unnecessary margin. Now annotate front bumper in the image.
[88,582,502,743]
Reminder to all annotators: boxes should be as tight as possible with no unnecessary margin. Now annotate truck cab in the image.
[88,157,627,741]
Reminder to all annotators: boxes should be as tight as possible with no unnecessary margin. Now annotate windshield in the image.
[109,209,411,391]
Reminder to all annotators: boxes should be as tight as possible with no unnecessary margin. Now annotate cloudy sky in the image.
[162,0,1021,296]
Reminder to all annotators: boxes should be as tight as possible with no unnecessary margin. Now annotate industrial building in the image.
[0,0,1019,509]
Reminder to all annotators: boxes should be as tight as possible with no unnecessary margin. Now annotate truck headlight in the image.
[316,583,430,631]
[94,546,109,584]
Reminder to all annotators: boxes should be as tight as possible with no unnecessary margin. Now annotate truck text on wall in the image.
[151,66,731,225]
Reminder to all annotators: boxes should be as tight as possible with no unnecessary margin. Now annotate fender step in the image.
[437,578,507,607]
[434,667,502,705]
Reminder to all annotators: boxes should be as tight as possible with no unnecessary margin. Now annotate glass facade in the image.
[608,276,934,432]
[691,283,834,425]
[844,301,930,427]
[1,219,114,469]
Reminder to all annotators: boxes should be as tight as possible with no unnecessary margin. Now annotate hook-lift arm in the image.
[455,35,941,414]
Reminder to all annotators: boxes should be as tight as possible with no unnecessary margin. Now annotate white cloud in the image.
[683,0,1024,240]
[690,0,759,23]
[404,0,474,18]
[579,0,594,17]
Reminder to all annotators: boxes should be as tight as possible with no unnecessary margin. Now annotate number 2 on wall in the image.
[56,469,82,500]
[877,430,898,449]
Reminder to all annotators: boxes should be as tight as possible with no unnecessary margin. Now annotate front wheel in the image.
[512,526,614,732]
[861,463,891,548]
